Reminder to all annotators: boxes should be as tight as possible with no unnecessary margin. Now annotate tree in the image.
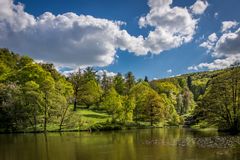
[187,76,192,91]
[41,76,55,132]
[0,83,29,132]
[22,81,43,132]
[201,67,240,132]
[69,69,82,111]
[101,87,123,122]
[125,72,135,95]
[101,71,112,94]
[0,61,11,81]
[16,63,56,132]
[144,92,166,126]
[113,73,125,95]
[122,96,136,123]
[144,76,149,82]
[78,80,102,108]
[54,79,73,131]
[40,63,62,80]
[83,67,96,82]
[130,82,151,123]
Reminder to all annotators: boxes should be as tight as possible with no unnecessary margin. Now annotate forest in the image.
[0,48,240,133]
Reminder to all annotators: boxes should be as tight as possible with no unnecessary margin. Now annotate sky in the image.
[0,0,240,79]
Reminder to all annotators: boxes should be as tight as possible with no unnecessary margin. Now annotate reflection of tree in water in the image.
[44,133,50,160]
[34,134,40,160]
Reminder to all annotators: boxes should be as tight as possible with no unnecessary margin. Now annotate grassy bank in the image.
[0,106,169,133]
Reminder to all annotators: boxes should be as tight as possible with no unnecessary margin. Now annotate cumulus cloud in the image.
[214,28,240,57]
[199,33,218,51]
[0,0,206,68]
[221,21,238,33]
[138,0,198,54]
[167,69,172,73]
[188,55,240,70]
[189,25,240,71]
[190,0,209,15]
[0,0,133,67]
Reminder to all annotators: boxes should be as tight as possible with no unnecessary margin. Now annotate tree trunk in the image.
[150,116,153,126]
[73,97,77,111]
[59,104,69,131]
[44,93,48,133]
[150,104,153,126]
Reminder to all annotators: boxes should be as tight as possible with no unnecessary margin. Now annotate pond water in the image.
[0,128,240,160]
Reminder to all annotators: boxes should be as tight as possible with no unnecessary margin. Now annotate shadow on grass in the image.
[83,114,109,119]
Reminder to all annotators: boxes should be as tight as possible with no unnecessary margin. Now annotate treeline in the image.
[0,49,194,132]
[0,48,240,133]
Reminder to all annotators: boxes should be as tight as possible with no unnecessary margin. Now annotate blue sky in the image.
[1,0,240,79]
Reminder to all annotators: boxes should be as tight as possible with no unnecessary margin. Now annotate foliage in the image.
[1,48,240,133]
[199,67,240,132]
[100,87,123,122]
[78,80,102,108]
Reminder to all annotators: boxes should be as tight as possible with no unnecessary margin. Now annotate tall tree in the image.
[78,80,102,108]
[125,72,135,95]
[54,79,73,131]
[22,81,43,132]
[101,71,112,94]
[122,95,136,123]
[113,73,125,95]
[144,92,166,126]
[83,67,96,82]
[101,87,123,122]
[187,76,192,91]
[144,76,149,82]
[69,69,82,111]
[201,67,240,132]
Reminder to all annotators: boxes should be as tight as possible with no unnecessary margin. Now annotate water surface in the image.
[0,128,240,160]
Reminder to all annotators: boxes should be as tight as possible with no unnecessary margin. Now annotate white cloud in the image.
[214,12,219,19]
[208,33,218,42]
[221,21,238,33]
[96,70,117,78]
[190,26,240,71]
[0,1,130,67]
[167,69,172,73]
[187,66,199,71]
[138,0,199,54]
[190,0,209,15]
[199,33,218,52]
[0,0,206,69]
[188,55,240,70]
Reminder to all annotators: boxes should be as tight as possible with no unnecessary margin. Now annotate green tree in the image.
[22,81,43,132]
[113,73,125,95]
[122,95,136,123]
[69,69,82,111]
[144,92,166,126]
[79,80,102,108]
[187,76,192,90]
[83,67,96,82]
[0,83,30,132]
[144,76,149,82]
[101,71,112,94]
[125,72,135,95]
[201,67,240,132]
[101,87,123,122]
[54,79,73,131]
[130,82,151,122]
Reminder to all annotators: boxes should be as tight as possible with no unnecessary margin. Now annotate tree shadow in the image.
[83,114,109,119]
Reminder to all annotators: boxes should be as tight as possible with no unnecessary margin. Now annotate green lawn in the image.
[24,106,165,132]
[77,109,111,127]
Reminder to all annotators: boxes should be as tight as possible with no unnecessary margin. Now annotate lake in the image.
[0,128,240,160]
